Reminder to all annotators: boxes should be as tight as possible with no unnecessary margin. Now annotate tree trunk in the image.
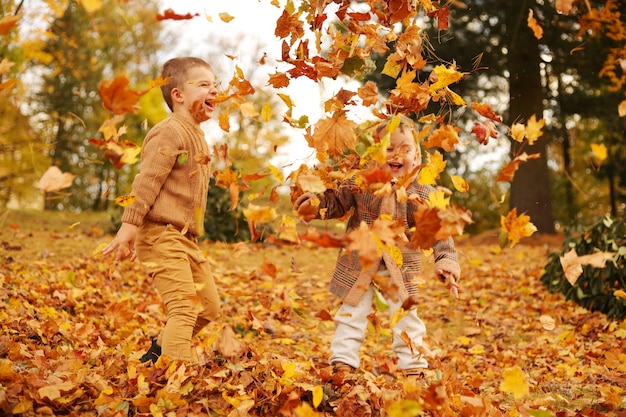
[506,2,555,233]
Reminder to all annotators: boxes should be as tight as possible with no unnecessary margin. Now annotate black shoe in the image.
[140,338,161,364]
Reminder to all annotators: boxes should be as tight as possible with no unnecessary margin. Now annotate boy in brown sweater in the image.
[102,57,220,363]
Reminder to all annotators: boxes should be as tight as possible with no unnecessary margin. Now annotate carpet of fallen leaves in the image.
[1,211,625,417]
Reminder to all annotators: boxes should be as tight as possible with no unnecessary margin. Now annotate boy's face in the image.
[386,129,420,178]
[176,66,218,123]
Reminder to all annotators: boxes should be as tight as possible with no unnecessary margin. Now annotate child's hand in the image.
[294,192,319,223]
[436,269,460,300]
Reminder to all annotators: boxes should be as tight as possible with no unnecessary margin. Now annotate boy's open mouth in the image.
[205,99,215,111]
[388,162,403,170]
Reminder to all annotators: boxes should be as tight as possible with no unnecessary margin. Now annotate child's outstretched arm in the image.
[294,192,320,223]
[436,269,460,299]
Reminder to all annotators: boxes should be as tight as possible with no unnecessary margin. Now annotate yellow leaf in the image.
[450,175,469,192]
[239,101,259,118]
[499,366,529,400]
[242,204,277,223]
[219,12,234,22]
[429,64,464,93]
[418,150,446,185]
[509,122,526,142]
[261,102,272,122]
[282,362,297,379]
[426,189,450,210]
[500,208,537,247]
[115,194,136,207]
[278,215,299,243]
[525,114,544,145]
[80,0,103,13]
[266,162,284,183]
[12,398,33,414]
[312,385,324,408]
[382,58,402,79]
[590,143,607,162]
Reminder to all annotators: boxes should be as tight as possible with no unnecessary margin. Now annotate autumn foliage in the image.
[1,214,626,415]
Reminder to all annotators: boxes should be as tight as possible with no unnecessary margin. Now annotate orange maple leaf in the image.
[428,5,450,30]
[423,124,460,152]
[98,76,144,115]
[0,13,21,35]
[496,152,540,183]
[311,111,357,157]
[346,222,380,269]
[268,72,290,89]
[411,204,441,250]
[358,81,379,107]
[471,102,503,122]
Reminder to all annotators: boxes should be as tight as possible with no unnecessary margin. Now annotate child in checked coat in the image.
[294,115,461,376]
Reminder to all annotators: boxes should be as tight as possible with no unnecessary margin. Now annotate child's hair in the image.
[161,57,213,111]
[373,114,417,143]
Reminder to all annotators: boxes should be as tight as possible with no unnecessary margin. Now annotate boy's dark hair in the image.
[161,57,213,111]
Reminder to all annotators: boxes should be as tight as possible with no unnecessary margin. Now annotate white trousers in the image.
[329,284,428,370]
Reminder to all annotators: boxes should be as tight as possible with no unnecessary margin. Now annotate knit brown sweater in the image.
[121,113,211,237]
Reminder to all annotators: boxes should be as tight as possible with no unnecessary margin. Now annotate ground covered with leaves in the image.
[1,211,625,416]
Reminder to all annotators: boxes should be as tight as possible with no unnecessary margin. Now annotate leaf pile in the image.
[1,218,625,416]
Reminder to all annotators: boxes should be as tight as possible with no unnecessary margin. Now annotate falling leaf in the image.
[0,13,21,35]
[509,122,526,142]
[156,8,199,21]
[423,124,460,152]
[310,111,357,157]
[525,114,545,145]
[527,9,543,39]
[243,204,277,224]
[429,64,464,93]
[37,166,75,192]
[560,249,614,285]
[219,12,234,22]
[496,152,541,183]
[472,120,498,145]
[590,143,607,163]
[555,0,575,14]
[114,195,136,207]
[450,175,469,192]
[500,208,537,248]
[98,76,144,115]
[79,0,103,13]
[471,102,503,122]
[499,366,529,400]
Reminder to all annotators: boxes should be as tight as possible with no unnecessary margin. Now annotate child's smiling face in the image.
[179,66,218,123]
[386,128,420,179]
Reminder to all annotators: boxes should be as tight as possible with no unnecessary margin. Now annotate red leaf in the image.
[156,8,199,21]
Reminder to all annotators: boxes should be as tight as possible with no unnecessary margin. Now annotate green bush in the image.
[541,216,626,319]
[202,177,250,243]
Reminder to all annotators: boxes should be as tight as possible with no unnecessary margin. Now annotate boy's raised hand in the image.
[436,269,460,299]
[294,192,319,223]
